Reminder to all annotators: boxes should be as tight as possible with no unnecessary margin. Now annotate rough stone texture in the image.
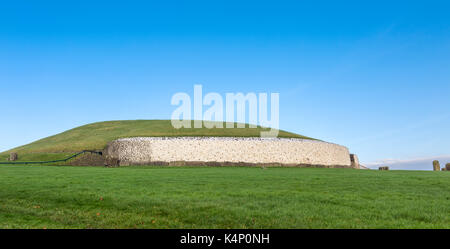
[379,166,389,171]
[68,153,105,166]
[433,160,441,171]
[9,152,18,161]
[104,137,352,167]
[350,154,360,169]
[105,157,120,167]
[446,163,450,171]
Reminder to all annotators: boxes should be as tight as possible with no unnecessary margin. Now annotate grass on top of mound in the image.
[0,120,311,160]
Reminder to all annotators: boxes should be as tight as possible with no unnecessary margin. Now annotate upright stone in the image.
[432,160,440,171]
[446,163,450,171]
[350,154,360,169]
[9,152,18,161]
[379,166,389,171]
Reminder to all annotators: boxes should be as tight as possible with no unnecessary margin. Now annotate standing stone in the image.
[432,160,440,171]
[379,166,389,171]
[446,163,450,171]
[9,152,18,161]
[350,154,360,169]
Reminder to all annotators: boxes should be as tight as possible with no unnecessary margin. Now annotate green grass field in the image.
[0,120,310,162]
[0,165,448,229]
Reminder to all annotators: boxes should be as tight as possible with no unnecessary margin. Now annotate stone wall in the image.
[350,154,360,169]
[104,137,352,168]
[68,152,105,166]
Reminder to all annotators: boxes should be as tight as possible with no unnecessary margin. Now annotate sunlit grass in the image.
[0,165,448,229]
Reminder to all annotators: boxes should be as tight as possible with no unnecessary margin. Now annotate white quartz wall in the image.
[105,137,352,167]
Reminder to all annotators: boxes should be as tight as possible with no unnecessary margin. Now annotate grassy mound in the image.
[0,120,311,162]
[0,165,448,228]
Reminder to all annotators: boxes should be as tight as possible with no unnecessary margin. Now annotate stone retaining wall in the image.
[104,137,353,168]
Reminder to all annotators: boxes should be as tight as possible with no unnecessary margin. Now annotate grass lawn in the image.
[0,165,448,229]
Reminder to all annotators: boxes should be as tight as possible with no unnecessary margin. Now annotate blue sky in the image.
[1,1,449,169]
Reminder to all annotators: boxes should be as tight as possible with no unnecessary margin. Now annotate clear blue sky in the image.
[1,1,449,168]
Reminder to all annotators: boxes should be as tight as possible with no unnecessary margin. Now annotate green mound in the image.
[0,120,311,162]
